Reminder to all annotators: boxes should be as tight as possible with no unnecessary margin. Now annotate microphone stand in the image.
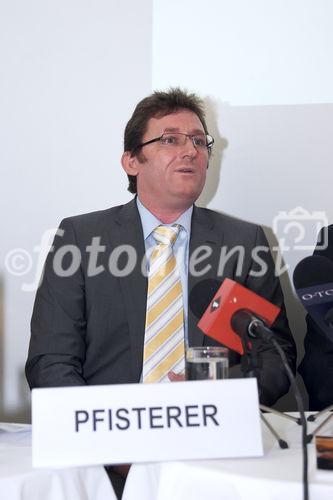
[260,404,301,424]
[236,313,308,500]
[306,405,333,443]
[307,404,333,421]
[259,412,288,449]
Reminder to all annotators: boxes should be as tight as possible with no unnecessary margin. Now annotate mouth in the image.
[175,167,195,173]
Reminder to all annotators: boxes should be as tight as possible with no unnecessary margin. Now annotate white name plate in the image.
[32,378,263,467]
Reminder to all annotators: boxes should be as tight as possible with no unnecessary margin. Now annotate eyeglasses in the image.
[138,132,214,150]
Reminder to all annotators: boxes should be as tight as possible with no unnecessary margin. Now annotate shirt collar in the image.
[136,196,193,240]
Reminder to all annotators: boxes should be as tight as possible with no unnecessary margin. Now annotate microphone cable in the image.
[252,320,308,500]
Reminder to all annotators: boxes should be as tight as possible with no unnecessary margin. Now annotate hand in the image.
[168,371,185,382]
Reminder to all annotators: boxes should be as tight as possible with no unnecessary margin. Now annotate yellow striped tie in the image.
[143,225,185,383]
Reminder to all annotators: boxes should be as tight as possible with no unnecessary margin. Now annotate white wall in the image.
[153,0,333,106]
[1,0,332,419]
[0,0,152,420]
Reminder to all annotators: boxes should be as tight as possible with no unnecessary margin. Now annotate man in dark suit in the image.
[26,88,296,497]
[298,224,333,410]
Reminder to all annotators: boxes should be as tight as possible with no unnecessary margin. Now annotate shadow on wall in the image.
[263,226,309,412]
[197,96,228,208]
[0,275,31,423]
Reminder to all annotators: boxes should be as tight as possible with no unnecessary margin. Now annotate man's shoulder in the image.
[64,206,120,226]
[194,206,261,236]
[60,199,137,230]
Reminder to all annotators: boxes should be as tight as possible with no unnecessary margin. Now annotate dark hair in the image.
[124,87,209,194]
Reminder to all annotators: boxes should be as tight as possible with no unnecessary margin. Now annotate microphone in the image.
[189,278,280,354]
[230,309,274,342]
[293,255,333,342]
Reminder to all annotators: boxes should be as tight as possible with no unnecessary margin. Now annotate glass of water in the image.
[186,346,229,381]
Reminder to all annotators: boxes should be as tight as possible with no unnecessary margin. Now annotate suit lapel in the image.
[112,198,147,381]
[188,206,224,347]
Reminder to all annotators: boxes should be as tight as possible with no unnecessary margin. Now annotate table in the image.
[123,413,333,500]
[0,423,116,500]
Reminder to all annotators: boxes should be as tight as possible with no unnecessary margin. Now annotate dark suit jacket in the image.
[26,198,296,406]
[298,224,333,410]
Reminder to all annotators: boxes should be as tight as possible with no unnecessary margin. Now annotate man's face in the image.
[132,110,209,214]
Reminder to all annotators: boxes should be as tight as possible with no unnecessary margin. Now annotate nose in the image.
[181,136,198,157]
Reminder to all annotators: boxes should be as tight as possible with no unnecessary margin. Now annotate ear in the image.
[121,151,140,176]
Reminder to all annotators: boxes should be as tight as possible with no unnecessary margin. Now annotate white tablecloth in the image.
[123,413,333,500]
[0,423,116,500]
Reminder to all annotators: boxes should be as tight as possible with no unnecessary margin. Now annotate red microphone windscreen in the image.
[197,278,280,354]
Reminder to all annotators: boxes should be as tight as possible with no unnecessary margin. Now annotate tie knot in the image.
[153,224,181,247]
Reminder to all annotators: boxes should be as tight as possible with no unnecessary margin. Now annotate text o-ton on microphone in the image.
[190,278,280,354]
[293,255,333,341]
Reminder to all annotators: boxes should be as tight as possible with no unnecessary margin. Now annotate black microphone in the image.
[189,278,222,319]
[230,309,274,342]
[325,307,333,327]
[293,255,333,341]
